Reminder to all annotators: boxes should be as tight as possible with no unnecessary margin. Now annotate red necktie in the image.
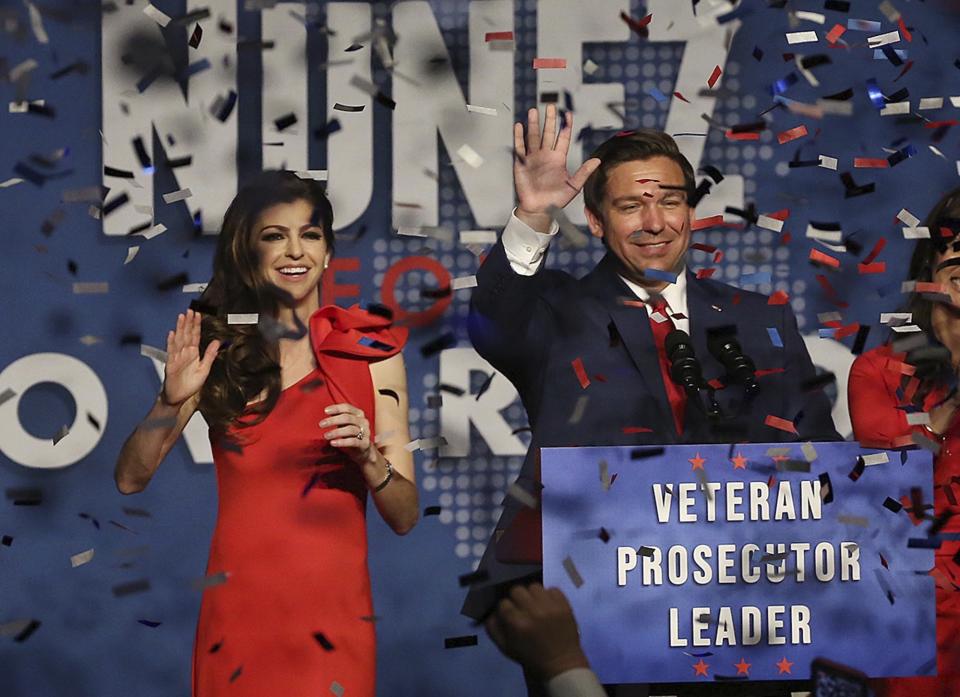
[648,296,686,436]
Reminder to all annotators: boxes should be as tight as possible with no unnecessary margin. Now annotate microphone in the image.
[664,330,705,394]
[707,331,759,395]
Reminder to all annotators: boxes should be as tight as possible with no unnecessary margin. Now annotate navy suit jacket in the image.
[462,239,840,620]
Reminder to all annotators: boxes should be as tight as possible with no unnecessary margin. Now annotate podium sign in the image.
[541,442,935,683]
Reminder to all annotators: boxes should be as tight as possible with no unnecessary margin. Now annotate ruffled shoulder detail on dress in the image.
[309,304,408,361]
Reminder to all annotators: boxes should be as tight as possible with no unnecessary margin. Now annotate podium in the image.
[541,442,936,684]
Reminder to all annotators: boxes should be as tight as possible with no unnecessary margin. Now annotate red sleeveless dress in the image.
[191,305,408,697]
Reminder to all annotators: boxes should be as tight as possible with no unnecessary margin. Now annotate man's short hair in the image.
[582,130,696,219]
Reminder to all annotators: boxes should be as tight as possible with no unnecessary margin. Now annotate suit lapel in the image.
[586,254,675,436]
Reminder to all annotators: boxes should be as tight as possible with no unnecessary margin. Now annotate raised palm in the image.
[514,105,601,216]
[162,309,221,406]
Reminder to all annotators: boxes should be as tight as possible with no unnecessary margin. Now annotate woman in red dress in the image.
[114,171,419,697]
[848,187,960,697]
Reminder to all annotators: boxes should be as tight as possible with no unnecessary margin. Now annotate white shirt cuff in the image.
[502,208,559,276]
[545,667,606,697]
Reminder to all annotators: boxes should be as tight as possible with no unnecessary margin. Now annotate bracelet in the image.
[373,460,394,492]
[921,423,946,442]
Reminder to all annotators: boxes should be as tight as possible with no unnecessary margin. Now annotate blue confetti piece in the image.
[770,73,799,96]
[865,78,885,109]
[646,86,668,103]
[818,328,837,339]
[767,327,783,348]
[642,268,678,284]
[847,19,881,31]
[739,271,772,285]
[185,58,211,79]
[358,336,395,351]
[873,49,908,61]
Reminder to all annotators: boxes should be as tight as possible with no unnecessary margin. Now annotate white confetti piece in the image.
[140,344,167,363]
[451,275,477,290]
[801,442,818,462]
[794,11,825,24]
[459,230,497,245]
[818,311,842,323]
[162,188,192,204]
[330,680,345,697]
[756,215,784,233]
[72,282,109,294]
[24,0,49,44]
[0,178,24,188]
[227,313,258,325]
[142,3,171,27]
[902,227,930,239]
[137,223,167,240]
[880,312,912,325]
[878,0,901,22]
[182,283,208,293]
[880,101,910,116]
[294,170,328,181]
[88,205,101,220]
[70,548,95,568]
[897,208,921,227]
[599,459,611,490]
[929,145,945,159]
[416,436,447,450]
[583,58,599,76]
[9,100,44,113]
[456,144,484,168]
[906,412,932,426]
[867,30,900,48]
[9,58,38,83]
[950,96,960,108]
[133,204,153,215]
[786,31,819,44]
[124,246,140,265]
[0,388,17,407]
[403,439,421,452]
[805,225,842,243]
[397,226,428,238]
[465,104,497,116]
[818,155,838,170]
[862,452,890,466]
[919,97,944,110]
[507,482,538,509]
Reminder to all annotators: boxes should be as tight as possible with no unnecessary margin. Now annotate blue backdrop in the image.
[2,0,960,695]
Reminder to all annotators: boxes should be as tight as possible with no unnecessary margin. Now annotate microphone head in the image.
[664,329,692,357]
[706,331,741,359]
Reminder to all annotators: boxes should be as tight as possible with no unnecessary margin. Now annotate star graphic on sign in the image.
[731,452,748,469]
[692,659,709,677]
[776,656,794,675]
[734,657,751,676]
[689,452,706,470]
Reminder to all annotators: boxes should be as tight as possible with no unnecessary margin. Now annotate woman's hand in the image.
[514,104,601,231]
[320,403,376,466]
[161,309,221,407]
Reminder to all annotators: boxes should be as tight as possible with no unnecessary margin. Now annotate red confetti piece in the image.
[593,374,607,383]
[707,65,722,88]
[854,158,890,169]
[484,31,514,42]
[834,323,861,340]
[708,378,725,390]
[673,91,690,103]
[809,248,840,268]
[858,262,886,274]
[780,231,792,245]
[755,368,785,378]
[884,358,916,376]
[696,268,717,279]
[690,243,717,253]
[764,414,798,435]
[732,293,742,305]
[862,237,887,265]
[892,434,915,449]
[942,227,957,238]
[924,120,960,129]
[726,130,761,141]
[571,358,590,389]
[893,59,915,82]
[916,281,949,293]
[766,208,790,221]
[777,125,808,144]
[622,426,653,434]
[815,274,848,308]
[904,376,920,402]
[713,250,724,263]
[768,290,790,305]
[620,11,653,35]
[620,299,646,309]
[898,17,912,42]
[692,215,725,230]
[826,24,846,44]
[880,553,889,569]
[533,58,567,69]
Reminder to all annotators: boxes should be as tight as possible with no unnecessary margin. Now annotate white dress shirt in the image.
[545,667,606,697]
[501,210,690,333]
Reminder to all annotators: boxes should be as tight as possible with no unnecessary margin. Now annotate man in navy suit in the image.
[463,105,840,696]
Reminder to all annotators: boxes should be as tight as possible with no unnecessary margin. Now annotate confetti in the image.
[142,3,171,27]
[533,58,567,69]
[70,549,95,568]
[444,635,478,649]
[777,125,808,144]
[571,358,590,389]
[707,65,722,88]
[227,313,258,325]
[112,579,151,597]
[562,555,584,588]
[484,31,513,42]
[162,188,192,204]
[465,104,497,116]
[506,482,538,509]
[867,30,901,48]
[139,345,168,363]
[767,328,783,348]
[786,31,819,44]
[583,59,599,76]
[451,275,477,290]
[294,170,328,181]
[72,282,109,294]
[456,144,484,168]
[764,414,798,434]
[459,230,497,245]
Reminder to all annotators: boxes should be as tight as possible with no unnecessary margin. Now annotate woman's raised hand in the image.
[513,104,601,230]
[161,309,221,407]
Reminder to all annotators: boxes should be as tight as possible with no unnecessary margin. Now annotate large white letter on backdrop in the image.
[391,0,515,230]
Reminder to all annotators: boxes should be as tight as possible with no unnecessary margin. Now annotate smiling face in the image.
[254,198,331,309]
[584,156,693,291]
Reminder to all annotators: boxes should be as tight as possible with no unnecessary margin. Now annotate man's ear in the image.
[584,206,605,240]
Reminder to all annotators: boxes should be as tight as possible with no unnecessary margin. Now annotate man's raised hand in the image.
[514,104,601,232]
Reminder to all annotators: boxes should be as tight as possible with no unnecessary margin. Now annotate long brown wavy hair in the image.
[195,171,335,435]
